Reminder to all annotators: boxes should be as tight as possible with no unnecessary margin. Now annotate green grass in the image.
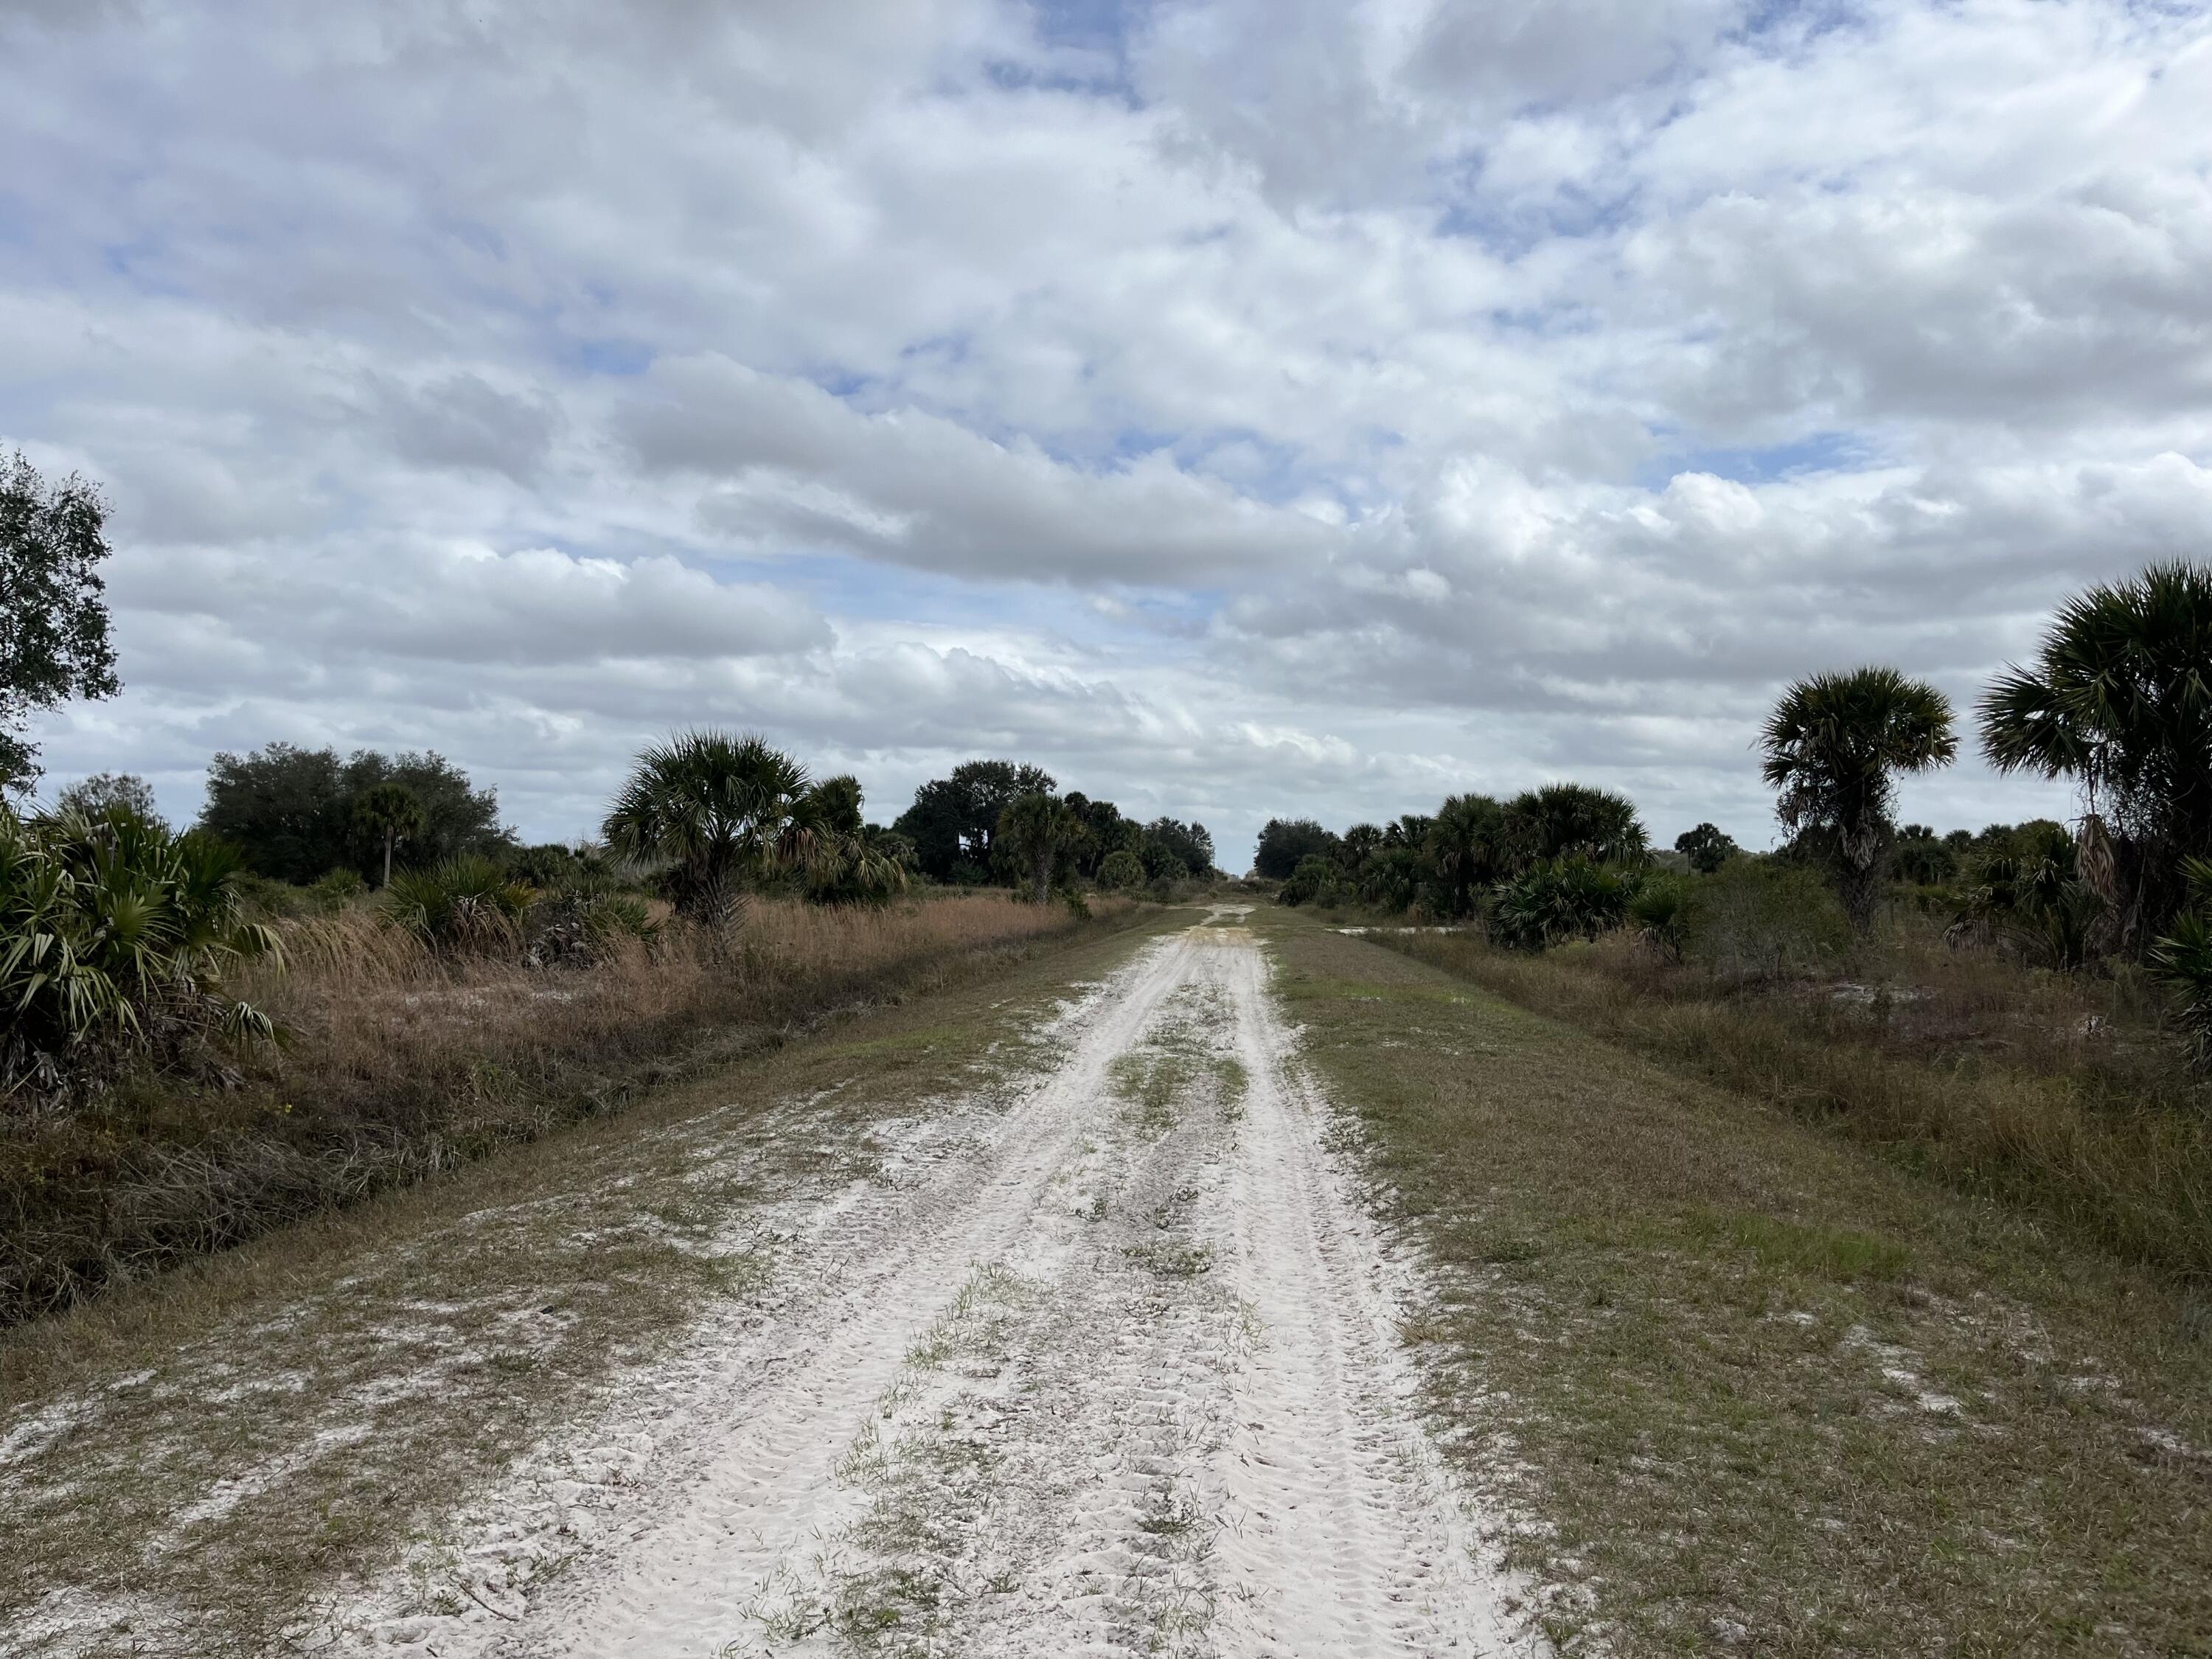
[1256,908,2212,1658]
[0,911,1189,1658]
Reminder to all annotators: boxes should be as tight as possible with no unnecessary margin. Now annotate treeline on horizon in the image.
[36,743,1219,908]
[1255,560,2212,1067]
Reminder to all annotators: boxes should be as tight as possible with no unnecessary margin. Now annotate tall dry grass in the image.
[1380,918,2212,1283]
[3,892,1128,1323]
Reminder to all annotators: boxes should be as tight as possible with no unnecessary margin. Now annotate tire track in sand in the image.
[338,917,1543,1658]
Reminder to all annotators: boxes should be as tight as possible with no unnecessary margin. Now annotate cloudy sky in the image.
[6,0,2208,865]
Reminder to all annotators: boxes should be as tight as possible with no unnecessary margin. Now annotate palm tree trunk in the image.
[383,833,393,888]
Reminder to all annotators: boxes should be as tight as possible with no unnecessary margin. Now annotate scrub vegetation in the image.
[8,664,1210,1328]
[1257,561,2212,1287]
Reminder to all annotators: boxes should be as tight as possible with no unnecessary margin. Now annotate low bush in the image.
[1627,874,1688,961]
[1096,849,1146,891]
[1490,857,1635,950]
[1,804,279,1105]
[382,855,536,953]
[1278,852,1347,908]
[2150,857,2212,1071]
[1680,858,1851,981]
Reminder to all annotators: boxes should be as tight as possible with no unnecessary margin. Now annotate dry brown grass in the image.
[1370,913,2212,1285]
[2,892,1134,1324]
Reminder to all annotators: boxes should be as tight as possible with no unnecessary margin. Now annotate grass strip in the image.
[1373,928,2212,1288]
[1261,911,2212,1657]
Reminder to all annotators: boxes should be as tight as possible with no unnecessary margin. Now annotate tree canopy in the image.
[1980,560,2212,948]
[1674,822,1739,874]
[55,771,161,828]
[894,759,1057,883]
[1502,783,1648,869]
[1,452,119,792]
[602,731,824,925]
[1254,817,1339,880]
[1140,816,1214,879]
[198,744,510,883]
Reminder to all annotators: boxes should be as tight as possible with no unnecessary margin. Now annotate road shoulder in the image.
[1259,909,2212,1657]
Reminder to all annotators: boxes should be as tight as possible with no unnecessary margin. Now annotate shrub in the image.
[528,890,658,967]
[382,856,536,953]
[2150,858,2212,1071]
[1279,852,1347,908]
[1680,858,1851,981]
[1948,823,2101,970]
[1097,849,1146,891]
[1628,874,1689,961]
[507,842,586,890]
[0,802,279,1103]
[1491,858,1636,950]
[307,868,367,912]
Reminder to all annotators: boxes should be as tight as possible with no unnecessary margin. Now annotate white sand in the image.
[336,921,1543,1657]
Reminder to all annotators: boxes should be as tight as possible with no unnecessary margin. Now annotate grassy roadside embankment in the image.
[0,905,1186,1656]
[1373,920,2212,1288]
[1259,908,2212,1656]
[4,892,1128,1324]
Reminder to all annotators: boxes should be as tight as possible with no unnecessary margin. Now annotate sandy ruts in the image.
[338,918,1543,1658]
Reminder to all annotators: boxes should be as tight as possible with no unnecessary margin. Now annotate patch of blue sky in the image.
[1731,0,1868,53]
[1433,179,1643,261]
[807,366,880,403]
[1029,0,1142,54]
[982,55,1132,100]
[691,546,1227,650]
[96,235,198,300]
[0,192,34,248]
[1639,429,1878,490]
[974,0,1148,99]
[552,336,655,378]
[1167,427,1324,509]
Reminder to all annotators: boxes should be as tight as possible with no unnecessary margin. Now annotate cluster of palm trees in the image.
[1272,781,1649,931]
[1764,562,2212,959]
[1268,562,2212,1044]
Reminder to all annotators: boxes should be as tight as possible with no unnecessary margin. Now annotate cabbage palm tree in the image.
[353,782,425,888]
[1979,561,2212,951]
[799,774,908,905]
[602,732,824,928]
[1500,782,1649,872]
[1761,666,1957,935]
[1422,793,1506,918]
[996,792,1082,903]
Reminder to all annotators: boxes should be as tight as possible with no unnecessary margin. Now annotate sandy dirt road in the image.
[342,917,1540,1658]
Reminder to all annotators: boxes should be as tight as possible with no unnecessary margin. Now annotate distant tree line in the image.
[197,744,512,884]
[891,759,1214,896]
[1259,562,2212,1065]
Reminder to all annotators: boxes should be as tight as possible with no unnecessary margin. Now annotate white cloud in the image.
[1,0,2203,862]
